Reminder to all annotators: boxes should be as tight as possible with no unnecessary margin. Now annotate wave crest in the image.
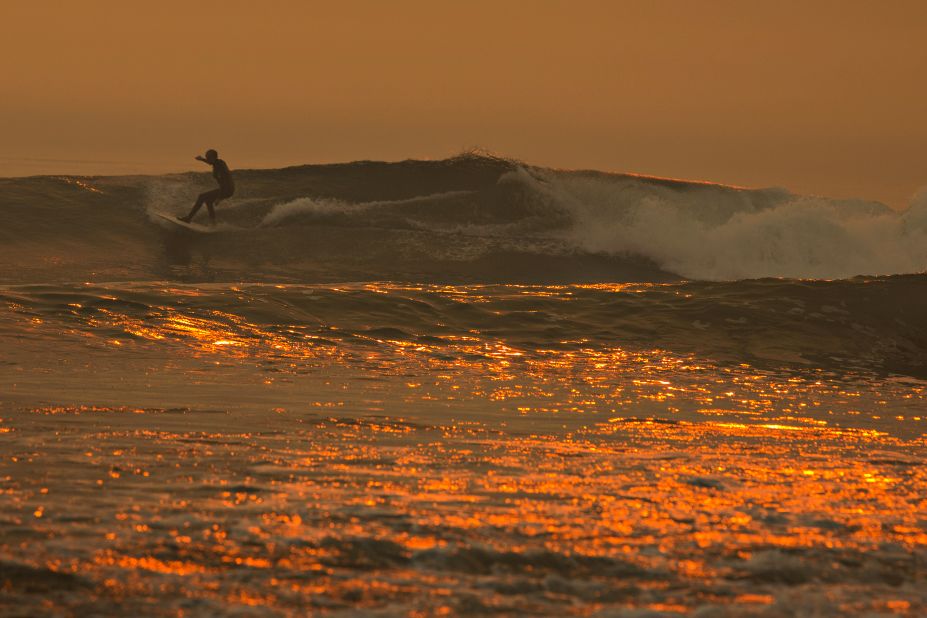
[2,154,925,283]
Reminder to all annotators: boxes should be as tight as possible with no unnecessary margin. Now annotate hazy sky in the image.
[2,0,925,208]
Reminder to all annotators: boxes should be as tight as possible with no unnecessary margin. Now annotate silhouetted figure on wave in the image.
[179,149,234,224]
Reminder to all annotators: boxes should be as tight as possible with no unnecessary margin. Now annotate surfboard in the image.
[154,212,214,232]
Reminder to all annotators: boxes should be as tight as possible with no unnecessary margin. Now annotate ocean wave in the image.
[1,154,925,284]
[3,277,926,378]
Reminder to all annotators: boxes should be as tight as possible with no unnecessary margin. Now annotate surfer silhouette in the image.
[179,149,234,224]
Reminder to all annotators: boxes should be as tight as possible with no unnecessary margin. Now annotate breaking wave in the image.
[1,153,925,284]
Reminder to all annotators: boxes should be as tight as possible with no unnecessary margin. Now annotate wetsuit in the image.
[188,159,234,222]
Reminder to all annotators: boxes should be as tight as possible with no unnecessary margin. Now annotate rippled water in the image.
[2,281,926,616]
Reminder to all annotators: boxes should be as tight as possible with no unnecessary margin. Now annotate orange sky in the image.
[1,0,925,208]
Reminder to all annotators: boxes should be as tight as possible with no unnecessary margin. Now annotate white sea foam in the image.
[518,169,927,280]
[262,190,473,226]
[261,196,369,226]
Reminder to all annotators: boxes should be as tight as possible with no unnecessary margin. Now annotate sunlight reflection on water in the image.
[1,283,925,615]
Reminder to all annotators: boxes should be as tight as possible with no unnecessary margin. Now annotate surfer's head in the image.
[204,149,218,163]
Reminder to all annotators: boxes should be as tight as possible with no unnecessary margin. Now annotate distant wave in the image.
[0,153,925,284]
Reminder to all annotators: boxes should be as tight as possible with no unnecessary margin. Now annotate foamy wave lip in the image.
[511,169,927,280]
[261,190,475,227]
[262,197,367,226]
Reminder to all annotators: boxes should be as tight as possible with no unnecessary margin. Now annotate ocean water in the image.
[1,155,926,617]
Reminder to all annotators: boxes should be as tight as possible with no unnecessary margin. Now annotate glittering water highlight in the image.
[2,281,926,616]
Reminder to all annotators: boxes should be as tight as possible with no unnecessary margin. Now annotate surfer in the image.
[179,149,235,224]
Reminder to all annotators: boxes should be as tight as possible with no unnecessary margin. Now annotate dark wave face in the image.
[3,276,926,379]
[2,153,926,285]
